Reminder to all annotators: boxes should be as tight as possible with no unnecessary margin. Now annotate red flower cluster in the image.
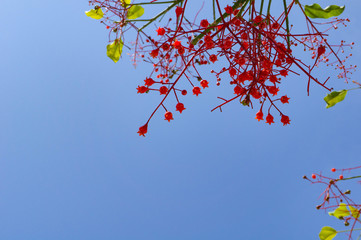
[86,0,355,136]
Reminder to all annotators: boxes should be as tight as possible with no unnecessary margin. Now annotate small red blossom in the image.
[253,15,263,24]
[209,54,218,63]
[269,75,278,83]
[106,26,110,29]
[229,68,237,77]
[137,86,148,94]
[331,168,336,172]
[159,86,168,95]
[280,95,290,104]
[266,114,274,125]
[311,174,316,179]
[150,49,159,58]
[181,90,187,95]
[162,43,170,51]
[255,111,264,121]
[200,19,209,28]
[164,111,173,122]
[156,27,165,36]
[137,124,148,137]
[176,102,186,113]
[281,115,291,126]
[267,86,280,96]
[192,86,202,96]
[233,85,246,95]
[279,70,288,77]
[251,89,262,99]
[204,35,213,43]
[178,47,185,55]
[271,22,279,30]
[175,6,183,17]
[241,32,248,40]
[224,5,233,15]
[144,78,155,86]
[318,45,326,56]
[339,175,344,180]
[173,39,182,49]
[223,39,233,49]
[200,80,209,88]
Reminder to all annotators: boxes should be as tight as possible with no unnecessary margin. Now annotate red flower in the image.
[224,5,233,15]
[144,78,155,86]
[137,86,148,94]
[241,41,249,49]
[162,43,170,51]
[279,69,288,77]
[209,54,218,63]
[281,115,291,126]
[233,85,246,95]
[318,45,326,56]
[175,6,183,17]
[204,35,212,43]
[178,47,185,55]
[173,39,182,49]
[192,86,202,96]
[280,95,290,104]
[251,89,262,99]
[223,39,233,49]
[271,22,279,30]
[176,103,186,113]
[156,27,165,36]
[137,124,148,137]
[241,32,248,40]
[237,57,246,66]
[267,86,279,96]
[255,110,264,121]
[159,86,168,95]
[266,114,274,125]
[150,49,159,58]
[269,75,278,83]
[229,68,237,77]
[164,111,173,122]
[253,15,263,24]
[200,80,209,88]
[200,19,209,28]
[181,90,187,95]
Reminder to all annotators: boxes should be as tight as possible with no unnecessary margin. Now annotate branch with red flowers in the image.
[306,165,361,240]
[85,0,355,136]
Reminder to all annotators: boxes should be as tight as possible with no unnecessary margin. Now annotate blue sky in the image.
[0,0,360,239]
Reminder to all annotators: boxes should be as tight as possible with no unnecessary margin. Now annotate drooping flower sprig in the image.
[306,166,361,240]
[85,0,355,136]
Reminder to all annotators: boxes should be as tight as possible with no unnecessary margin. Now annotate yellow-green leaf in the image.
[349,205,360,219]
[85,8,104,20]
[305,4,345,19]
[319,226,337,240]
[324,90,347,108]
[107,39,123,63]
[121,0,131,7]
[328,203,350,219]
[127,5,145,20]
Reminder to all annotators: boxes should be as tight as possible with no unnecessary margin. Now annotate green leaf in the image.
[324,90,348,108]
[328,203,350,219]
[349,205,360,219]
[107,39,123,63]
[85,8,104,20]
[127,5,145,20]
[304,4,345,19]
[319,226,337,240]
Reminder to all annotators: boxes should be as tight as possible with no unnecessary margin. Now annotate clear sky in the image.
[0,0,360,239]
